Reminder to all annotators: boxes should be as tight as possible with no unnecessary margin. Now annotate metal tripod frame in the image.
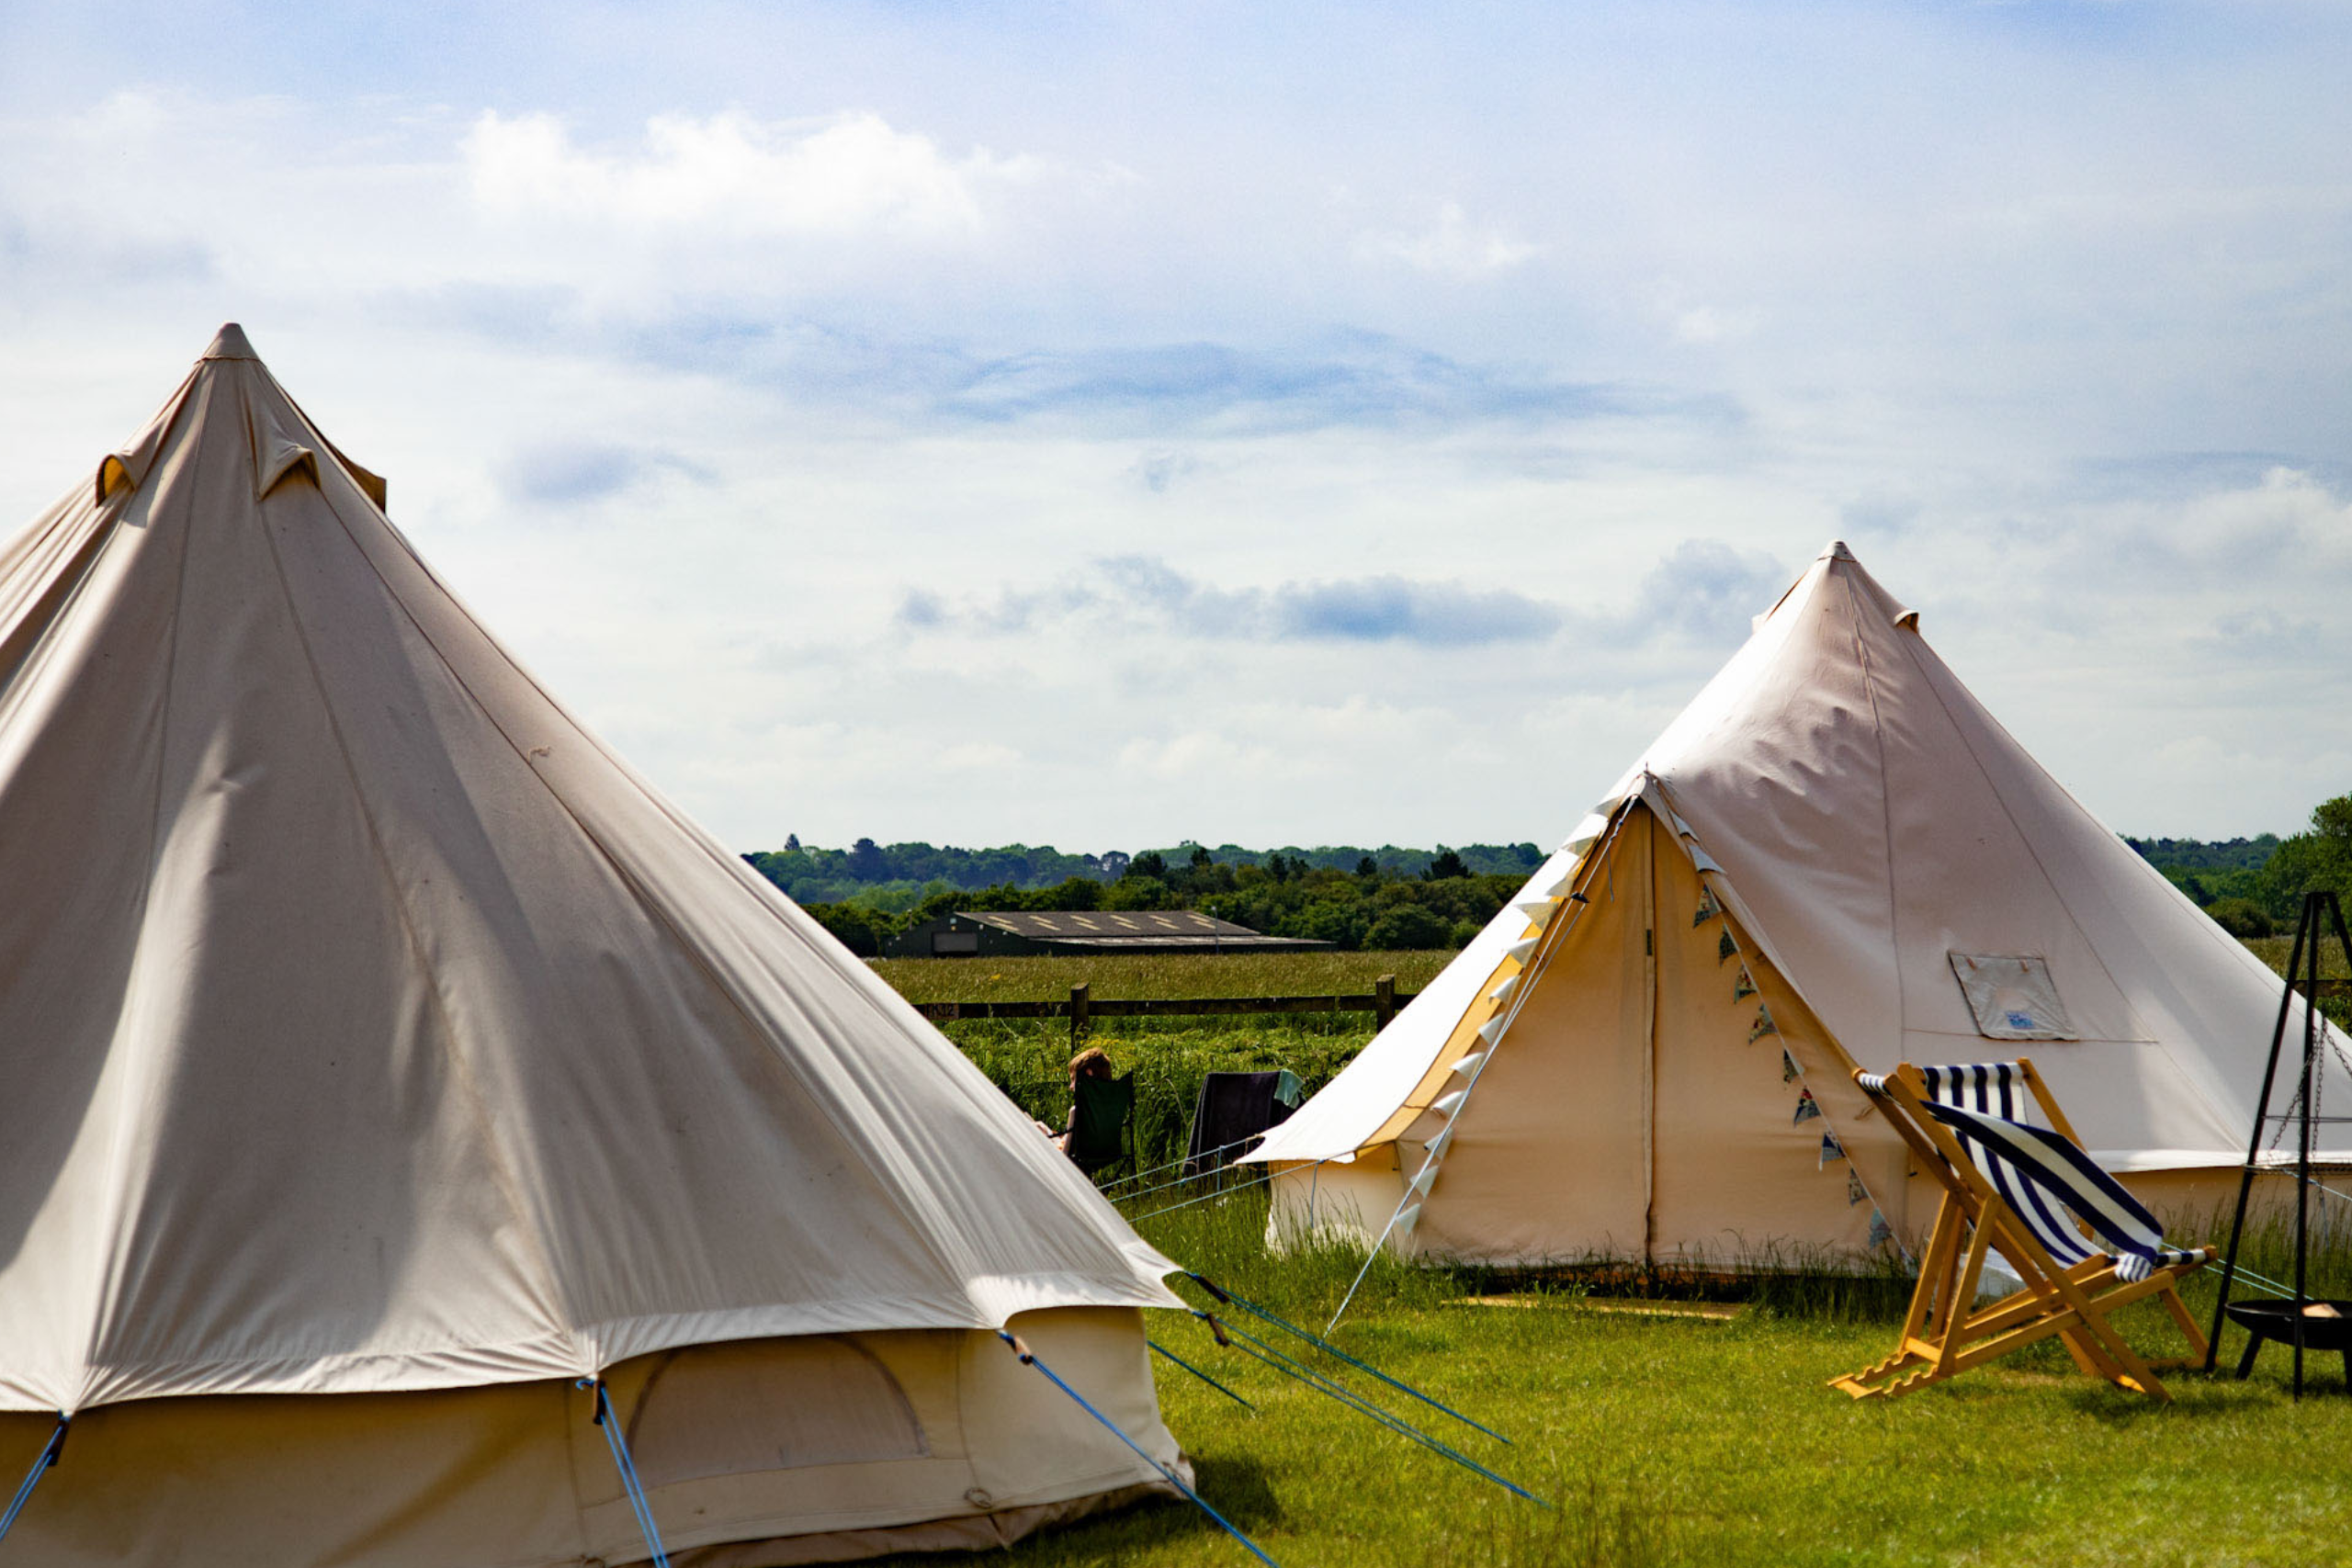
[2205,889,2352,1399]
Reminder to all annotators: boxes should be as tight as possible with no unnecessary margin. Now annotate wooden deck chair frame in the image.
[1831,1058,2213,1402]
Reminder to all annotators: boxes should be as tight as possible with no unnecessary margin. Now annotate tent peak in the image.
[1822,539,1856,562]
[200,323,258,362]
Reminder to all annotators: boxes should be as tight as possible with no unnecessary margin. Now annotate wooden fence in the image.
[914,976,1416,1046]
[913,975,2349,1051]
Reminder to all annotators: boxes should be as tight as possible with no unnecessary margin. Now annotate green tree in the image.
[1366,904,1453,949]
[2205,897,2274,939]
[2263,793,2352,919]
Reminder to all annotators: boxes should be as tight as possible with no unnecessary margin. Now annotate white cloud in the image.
[462,110,1044,240]
[4,1,2351,852]
[1358,202,1535,278]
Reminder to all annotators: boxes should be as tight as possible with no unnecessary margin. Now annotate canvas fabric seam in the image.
[1839,572,1908,1043]
[1881,588,2154,1045]
[76,373,213,1404]
[279,376,1006,1325]
[240,375,578,1359]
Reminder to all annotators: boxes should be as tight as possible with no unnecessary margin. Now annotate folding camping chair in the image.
[1068,1071,1136,1180]
[1831,1059,2213,1402]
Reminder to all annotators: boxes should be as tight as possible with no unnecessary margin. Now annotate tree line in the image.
[742,836,1544,911]
[741,791,2352,957]
[752,842,1535,958]
[2127,795,2352,937]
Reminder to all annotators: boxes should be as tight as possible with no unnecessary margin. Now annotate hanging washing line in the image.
[1127,1165,1281,1223]
[1110,1145,1277,1209]
[997,1332,1281,1567]
[1102,1133,1271,1197]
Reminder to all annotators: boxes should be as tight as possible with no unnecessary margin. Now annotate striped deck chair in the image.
[1831,1059,2213,1402]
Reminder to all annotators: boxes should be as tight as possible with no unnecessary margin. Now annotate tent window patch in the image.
[627,1337,929,1488]
[1948,953,2076,1042]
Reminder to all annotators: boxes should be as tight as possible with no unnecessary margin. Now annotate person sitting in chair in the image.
[1053,1047,1114,1156]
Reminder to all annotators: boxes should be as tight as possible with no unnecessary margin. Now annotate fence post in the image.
[1069,982,1090,1051]
[1374,974,1396,1031]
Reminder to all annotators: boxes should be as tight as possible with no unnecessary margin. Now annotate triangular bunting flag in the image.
[1747,1004,1777,1043]
[1692,886,1721,927]
[1717,927,1738,964]
[1781,1048,1801,1085]
[1868,1209,1893,1249]
[1792,1088,1820,1125]
[1817,1131,1843,1168]
[1847,1169,1868,1206]
[1733,966,1757,1003]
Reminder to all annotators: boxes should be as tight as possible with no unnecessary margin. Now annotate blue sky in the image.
[2,1,2346,851]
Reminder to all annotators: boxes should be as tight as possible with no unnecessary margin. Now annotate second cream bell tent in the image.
[1245,543,2351,1269]
[0,327,1190,1566]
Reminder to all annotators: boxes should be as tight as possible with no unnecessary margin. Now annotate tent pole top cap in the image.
[201,323,259,361]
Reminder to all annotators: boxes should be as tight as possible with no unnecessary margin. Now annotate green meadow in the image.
[864,1192,2352,1568]
[874,945,2352,1567]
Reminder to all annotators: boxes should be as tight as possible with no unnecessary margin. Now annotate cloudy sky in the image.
[3,1,2346,854]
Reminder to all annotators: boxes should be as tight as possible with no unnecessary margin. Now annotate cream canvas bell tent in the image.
[0,326,1191,1566]
[1246,542,2350,1269]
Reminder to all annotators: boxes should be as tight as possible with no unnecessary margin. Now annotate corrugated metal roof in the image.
[961,910,1262,940]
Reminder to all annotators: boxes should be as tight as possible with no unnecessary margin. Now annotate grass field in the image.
[869,942,2352,1566]
[2243,934,2350,983]
[890,952,1453,1174]
[860,1196,2352,1568]
[871,950,1458,1003]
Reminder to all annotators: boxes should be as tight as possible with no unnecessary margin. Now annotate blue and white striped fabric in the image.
[1860,1063,2199,1285]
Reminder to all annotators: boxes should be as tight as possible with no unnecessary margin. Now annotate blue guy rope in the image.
[1186,1273,1510,1444]
[997,1331,1280,1568]
[0,1415,68,1546]
[580,1380,672,1568]
[1198,1314,1545,1506]
[1148,1338,1258,1410]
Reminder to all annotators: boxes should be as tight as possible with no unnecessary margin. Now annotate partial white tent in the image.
[1247,542,2351,1268]
[0,327,1187,1564]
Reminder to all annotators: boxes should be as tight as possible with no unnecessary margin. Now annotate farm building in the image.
[888,909,1329,957]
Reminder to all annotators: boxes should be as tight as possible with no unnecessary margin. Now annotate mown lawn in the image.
[875,1198,2352,1568]
[867,945,2352,1566]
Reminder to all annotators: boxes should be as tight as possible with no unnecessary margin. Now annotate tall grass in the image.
[952,1020,1373,1178]
[2242,933,2352,982]
[873,949,1458,1003]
